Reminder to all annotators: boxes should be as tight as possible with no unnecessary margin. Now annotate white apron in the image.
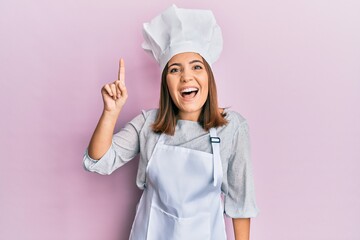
[129,128,227,240]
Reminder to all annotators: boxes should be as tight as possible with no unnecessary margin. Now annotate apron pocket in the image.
[147,205,210,240]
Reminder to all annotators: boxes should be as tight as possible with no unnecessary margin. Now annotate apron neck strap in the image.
[209,128,221,187]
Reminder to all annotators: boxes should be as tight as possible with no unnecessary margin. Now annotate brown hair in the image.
[152,57,228,135]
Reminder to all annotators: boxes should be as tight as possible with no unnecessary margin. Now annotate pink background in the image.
[1,0,359,239]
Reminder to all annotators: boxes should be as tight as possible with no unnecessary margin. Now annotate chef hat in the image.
[142,4,223,71]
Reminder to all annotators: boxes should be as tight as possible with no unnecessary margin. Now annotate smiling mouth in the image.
[180,87,199,99]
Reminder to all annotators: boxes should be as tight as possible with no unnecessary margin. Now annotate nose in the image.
[180,68,193,82]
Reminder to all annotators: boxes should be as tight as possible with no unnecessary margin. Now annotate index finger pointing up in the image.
[118,58,125,83]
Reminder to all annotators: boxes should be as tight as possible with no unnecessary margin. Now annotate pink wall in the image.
[1,0,359,239]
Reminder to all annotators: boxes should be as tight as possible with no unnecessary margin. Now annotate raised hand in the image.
[101,58,128,114]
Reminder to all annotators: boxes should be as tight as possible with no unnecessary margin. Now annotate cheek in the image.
[166,78,177,98]
[201,78,209,96]
[202,86,209,101]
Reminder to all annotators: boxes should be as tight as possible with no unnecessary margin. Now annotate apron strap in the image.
[157,132,166,143]
[144,133,165,189]
[209,128,221,187]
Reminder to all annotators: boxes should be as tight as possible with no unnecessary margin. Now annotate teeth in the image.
[181,87,199,93]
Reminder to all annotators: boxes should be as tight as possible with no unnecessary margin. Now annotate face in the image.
[166,52,209,121]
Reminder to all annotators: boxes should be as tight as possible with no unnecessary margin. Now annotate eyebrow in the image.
[168,59,204,68]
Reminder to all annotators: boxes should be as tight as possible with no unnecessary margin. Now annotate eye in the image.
[194,65,203,70]
[169,67,180,73]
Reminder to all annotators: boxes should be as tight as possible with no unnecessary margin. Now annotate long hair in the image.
[152,57,228,135]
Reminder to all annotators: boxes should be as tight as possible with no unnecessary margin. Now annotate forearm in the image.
[87,110,120,160]
[233,218,251,240]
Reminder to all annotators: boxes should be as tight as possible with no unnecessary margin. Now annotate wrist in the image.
[102,108,121,118]
[101,109,121,125]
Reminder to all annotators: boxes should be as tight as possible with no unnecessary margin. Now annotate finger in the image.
[118,58,125,83]
[103,84,113,97]
[110,83,117,100]
[118,80,128,99]
[115,80,122,98]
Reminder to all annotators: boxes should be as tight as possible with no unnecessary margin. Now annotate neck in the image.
[177,110,201,122]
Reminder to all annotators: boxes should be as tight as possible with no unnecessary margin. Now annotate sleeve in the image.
[82,111,146,175]
[224,121,260,218]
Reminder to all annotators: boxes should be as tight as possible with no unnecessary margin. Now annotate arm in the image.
[233,218,251,240]
[224,118,259,237]
[87,110,120,160]
[87,58,128,160]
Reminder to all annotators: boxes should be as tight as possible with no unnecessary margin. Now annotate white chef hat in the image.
[142,4,223,71]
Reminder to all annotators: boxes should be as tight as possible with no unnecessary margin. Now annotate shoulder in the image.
[129,108,159,133]
[140,108,158,122]
[216,108,249,144]
[223,109,248,129]
[127,108,158,131]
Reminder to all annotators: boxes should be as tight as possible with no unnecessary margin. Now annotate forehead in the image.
[168,52,203,65]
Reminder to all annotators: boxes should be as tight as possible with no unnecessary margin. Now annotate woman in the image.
[83,5,259,240]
